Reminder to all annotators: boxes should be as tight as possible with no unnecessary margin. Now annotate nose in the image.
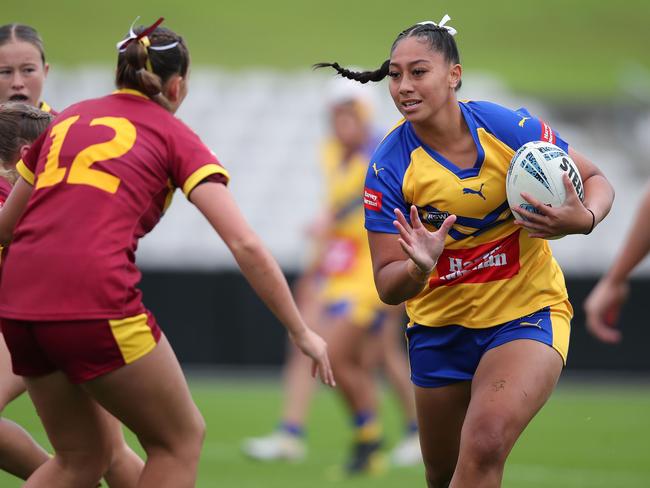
[11,72,25,90]
[399,74,413,94]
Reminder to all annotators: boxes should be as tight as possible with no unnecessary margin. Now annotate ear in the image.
[449,63,462,90]
[164,75,183,104]
[43,62,50,78]
[19,144,31,162]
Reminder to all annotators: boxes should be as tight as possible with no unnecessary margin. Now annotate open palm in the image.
[393,205,456,273]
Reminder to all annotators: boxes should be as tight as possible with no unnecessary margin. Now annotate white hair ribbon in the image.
[417,14,457,36]
[115,16,179,52]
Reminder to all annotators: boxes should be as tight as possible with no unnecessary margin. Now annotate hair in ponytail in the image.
[315,22,461,90]
[115,23,189,111]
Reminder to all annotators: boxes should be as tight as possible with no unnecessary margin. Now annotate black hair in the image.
[0,24,46,65]
[315,23,462,90]
[115,24,189,111]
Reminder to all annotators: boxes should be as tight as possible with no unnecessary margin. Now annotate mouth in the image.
[401,99,422,112]
[8,94,29,102]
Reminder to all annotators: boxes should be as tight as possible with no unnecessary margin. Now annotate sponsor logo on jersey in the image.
[540,120,556,144]
[428,231,521,288]
[363,187,383,211]
[372,162,385,179]
[462,183,486,200]
[418,206,449,228]
[518,116,531,127]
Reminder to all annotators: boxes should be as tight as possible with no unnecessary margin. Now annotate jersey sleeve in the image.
[167,119,230,198]
[363,155,408,234]
[16,129,48,185]
[465,101,569,154]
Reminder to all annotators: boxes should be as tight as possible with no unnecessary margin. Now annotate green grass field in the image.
[4,0,650,100]
[1,378,649,487]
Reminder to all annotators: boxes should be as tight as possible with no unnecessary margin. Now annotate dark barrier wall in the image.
[140,271,650,371]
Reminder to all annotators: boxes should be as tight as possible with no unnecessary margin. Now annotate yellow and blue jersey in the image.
[318,134,387,325]
[364,100,572,329]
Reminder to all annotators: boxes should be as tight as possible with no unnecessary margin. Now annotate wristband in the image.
[584,208,596,235]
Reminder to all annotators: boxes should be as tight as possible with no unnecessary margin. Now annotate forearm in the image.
[606,185,650,282]
[582,174,614,228]
[230,235,307,337]
[375,259,429,305]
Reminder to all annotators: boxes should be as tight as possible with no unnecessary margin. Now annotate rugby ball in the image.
[506,141,584,229]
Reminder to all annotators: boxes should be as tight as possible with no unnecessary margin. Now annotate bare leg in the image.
[22,372,113,488]
[450,340,563,488]
[415,382,471,488]
[0,335,50,480]
[84,335,205,488]
[102,413,144,488]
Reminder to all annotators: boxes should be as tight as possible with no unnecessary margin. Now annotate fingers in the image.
[436,214,456,237]
[397,237,415,258]
[562,173,580,204]
[409,205,423,229]
[586,316,622,344]
[520,192,552,216]
[394,208,412,232]
[316,355,336,387]
[393,219,413,246]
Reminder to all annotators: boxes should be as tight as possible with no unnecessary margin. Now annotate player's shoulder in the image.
[461,99,556,151]
[372,119,416,172]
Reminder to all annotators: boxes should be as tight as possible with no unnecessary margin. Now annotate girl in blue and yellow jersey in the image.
[317,14,614,487]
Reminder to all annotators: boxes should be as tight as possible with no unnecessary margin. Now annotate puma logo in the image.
[462,183,486,200]
[372,162,385,178]
[520,318,543,329]
[518,116,531,127]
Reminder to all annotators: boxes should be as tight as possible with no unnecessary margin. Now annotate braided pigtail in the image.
[313,60,390,84]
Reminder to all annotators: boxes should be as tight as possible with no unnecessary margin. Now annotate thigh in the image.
[24,371,112,455]
[415,382,471,476]
[463,339,563,450]
[82,334,202,449]
[0,335,26,408]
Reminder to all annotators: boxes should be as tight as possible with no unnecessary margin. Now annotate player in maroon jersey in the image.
[0,18,333,488]
[0,24,55,114]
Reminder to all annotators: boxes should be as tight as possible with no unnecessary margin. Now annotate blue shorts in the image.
[324,300,387,334]
[406,302,571,388]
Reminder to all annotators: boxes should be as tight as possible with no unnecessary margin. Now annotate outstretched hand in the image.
[584,277,629,344]
[289,327,336,387]
[513,174,593,238]
[392,205,456,274]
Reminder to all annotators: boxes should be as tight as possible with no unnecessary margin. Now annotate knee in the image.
[57,444,112,480]
[461,417,511,469]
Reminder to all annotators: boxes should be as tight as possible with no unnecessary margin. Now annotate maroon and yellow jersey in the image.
[39,101,58,116]
[0,89,229,320]
[0,177,11,205]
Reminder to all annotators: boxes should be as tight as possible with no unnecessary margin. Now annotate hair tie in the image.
[116,16,165,51]
[417,14,457,36]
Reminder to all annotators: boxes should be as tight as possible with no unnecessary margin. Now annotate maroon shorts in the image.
[1,310,161,384]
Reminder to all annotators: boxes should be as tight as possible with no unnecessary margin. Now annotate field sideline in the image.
[4,0,650,99]
[1,378,649,487]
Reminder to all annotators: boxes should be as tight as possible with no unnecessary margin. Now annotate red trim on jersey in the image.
[429,230,521,288]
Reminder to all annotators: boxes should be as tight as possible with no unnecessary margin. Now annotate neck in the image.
[411,98,466,151]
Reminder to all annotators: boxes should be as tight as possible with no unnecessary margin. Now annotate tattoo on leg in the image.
[492,380,506,392]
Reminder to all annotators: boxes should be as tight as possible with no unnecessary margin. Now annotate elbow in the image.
[376,285,404,306]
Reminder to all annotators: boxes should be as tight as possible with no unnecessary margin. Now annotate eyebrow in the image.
[389,59,431,68]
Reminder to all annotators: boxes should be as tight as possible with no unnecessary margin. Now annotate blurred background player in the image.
[584,182,650,343]
[317,14,614,487]
[0,18,333,488]
[242,76,421,471]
